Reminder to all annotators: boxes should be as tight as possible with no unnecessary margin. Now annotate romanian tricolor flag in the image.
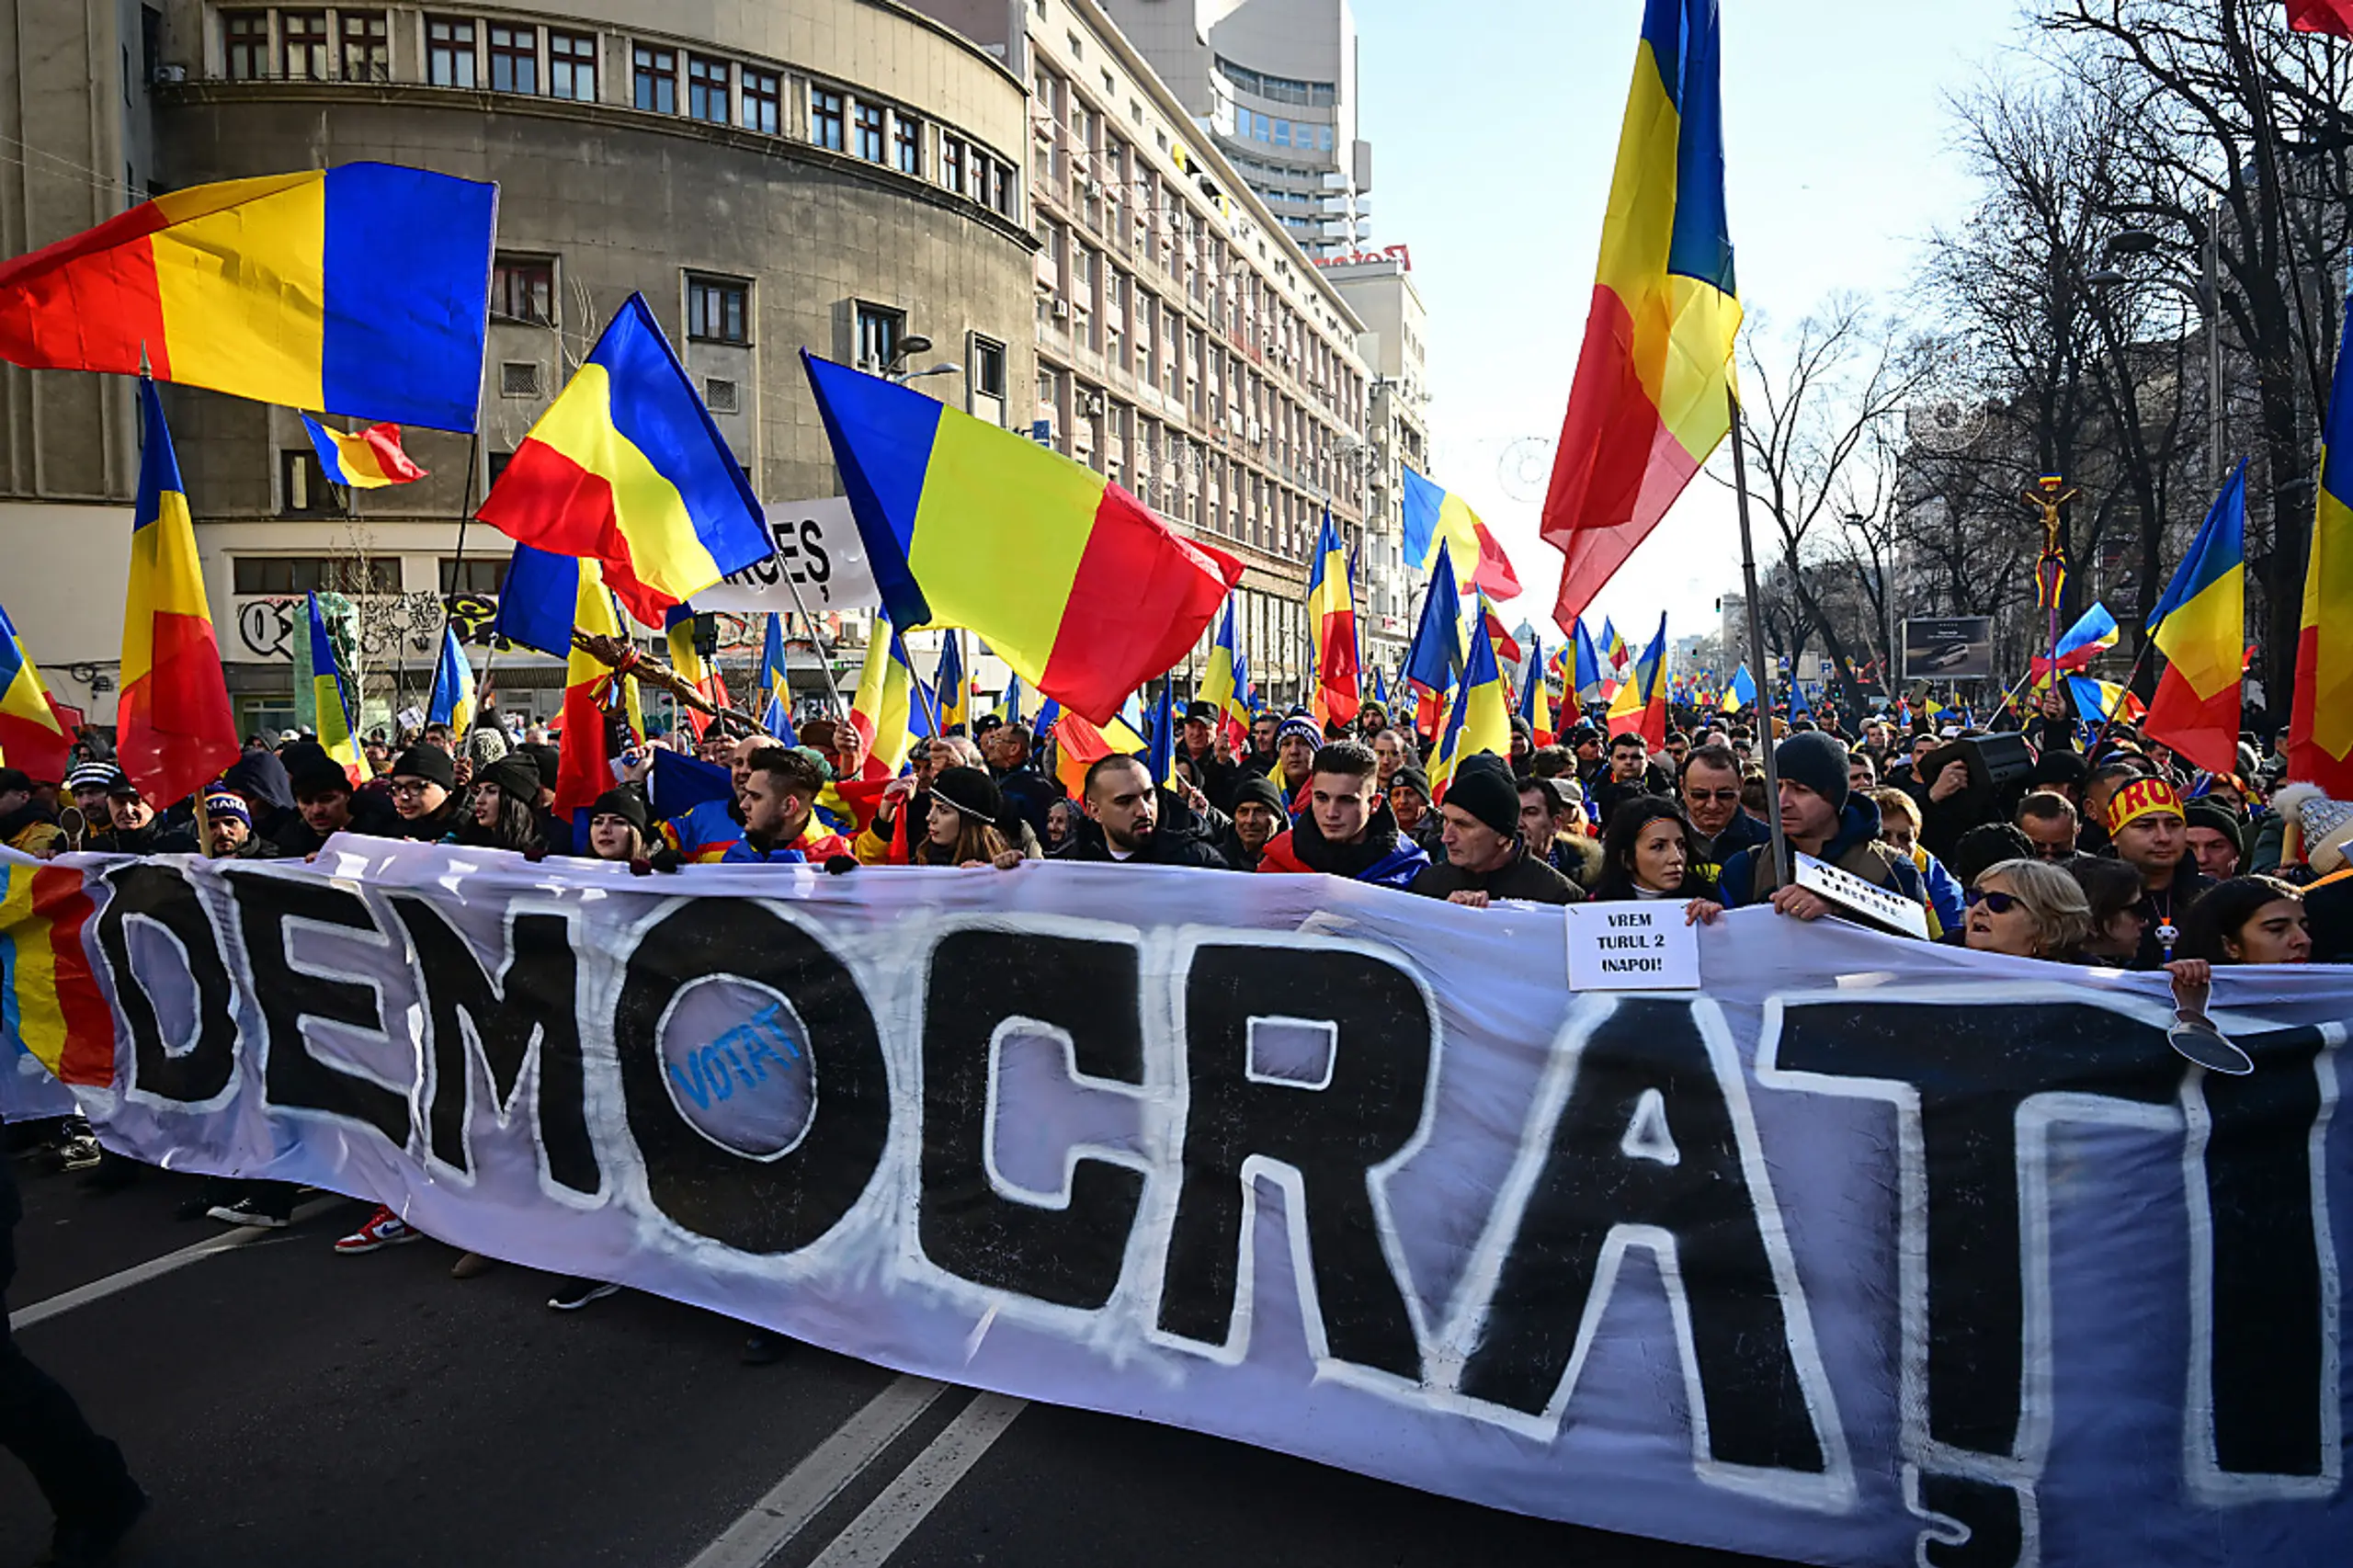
[848,618,920,777]
[1607,613,1670,747]
[2067,676,2145,725]
[1306,507,1361,727]
[304,594,360,782]
[757,612,791,737]
[426,627,477,739]
[0,861,112,1086]
[1404,542,1466,736]
[0,165,494,431]
[1432,609,1511,801]
[802,353,1244,725]
[1601,619,1631,677]
[1540,0,1741,631]
[1051,709,1150,798]
[1518,633,1555,747]
[2143,461,2246,775]
[478,293,770,629]
[1200,600,1252,748]
[1402,466,1522,600]
[2030,602,2120,687]
[302,414,427,488]
[935,631,969,733]
[1721,662,1756,712]
[2290,307,2353,793]
[554,561,642,815]
[0,598,72,782]
[1573,618,1607,707]
[664,605,713,741]
[119,380,238,808]
[997,673,1026,725]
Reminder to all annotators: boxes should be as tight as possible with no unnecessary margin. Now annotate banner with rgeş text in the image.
[3,841,2345,1568]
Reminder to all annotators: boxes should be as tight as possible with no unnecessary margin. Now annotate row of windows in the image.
[231,554,506,593]
[1211,55,1338,110]
[219,11,1016,217]
[1227,108,1335,154]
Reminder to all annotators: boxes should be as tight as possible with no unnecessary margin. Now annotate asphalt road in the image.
[3,1152,1786,1568]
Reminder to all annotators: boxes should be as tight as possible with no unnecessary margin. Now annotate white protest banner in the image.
[3,841,2347,1568]
[1793,852,1932,939]
[1566,901,1699,990]
[694,496,880,613]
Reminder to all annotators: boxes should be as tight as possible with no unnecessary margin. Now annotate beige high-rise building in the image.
[1,0,1037,733]
[912,0,1373,708]
[1319,250,1423,676]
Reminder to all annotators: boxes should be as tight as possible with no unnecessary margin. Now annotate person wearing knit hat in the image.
[1387,764,1435,845]
[915,766,1019,868]
[386,744,460,841]
[2183,798,2246,881]
[274,756,401,855]
[1217,772,1290,870]
[1410,763,1582,906]
[2102,774,2210,966]
[455,755,547,853]
[197,787,256,858]
[1272,715,1322,800]
[583,787,653,863]
[1716,730,1930,920]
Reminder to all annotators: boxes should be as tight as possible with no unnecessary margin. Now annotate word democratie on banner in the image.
[9,839,2342,1568]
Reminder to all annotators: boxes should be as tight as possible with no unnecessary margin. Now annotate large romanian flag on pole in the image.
[1306,506,1360,728]
[2290,307,2353,793]
[1432,611,1511,801]
[0,165,495,430]
[553,562,642,816]
[1540,0,1740,633]
[426,626,477,739]
[801,352,1244,725]
[304,593,361,782]
[119,380,238,807]
[478,293,771,629]
[2143,461,2247,776]
[0,600,73,783]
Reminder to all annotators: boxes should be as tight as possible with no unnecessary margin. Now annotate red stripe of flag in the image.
[0,220,171,380]
[31,866,115,1085]
[477,440,677,627]
[1041,483,1243,721]
[2289,0,2353,39]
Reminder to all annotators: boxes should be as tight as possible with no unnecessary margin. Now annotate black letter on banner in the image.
[614,901,888,1254]
[1460,999,1824,1473]
[1771,1001,2180,1566]
[230,874,408,1145]
[97,863,236,1104]
[1156,943,1427,1379]
[918,929,1144,1308]
[388,896,599,1199]
[2198,1025,2335,1482]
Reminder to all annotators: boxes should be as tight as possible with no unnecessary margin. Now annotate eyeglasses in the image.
[1965,889,2021,915]
[2029,842,2074,859]
[387,779,435,798]
[1685,789,1742,805]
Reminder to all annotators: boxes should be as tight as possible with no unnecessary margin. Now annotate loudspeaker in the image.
[1920,732,2035,796]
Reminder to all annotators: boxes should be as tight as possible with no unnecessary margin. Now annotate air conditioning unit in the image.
[1085,391,1107,416]
[151,63,187,85]
[1051,299,1072,321]
[1086,179,1106,200]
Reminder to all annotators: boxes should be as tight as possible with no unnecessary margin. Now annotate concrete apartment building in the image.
[914,0,1373,706]
[1,0,1036,732]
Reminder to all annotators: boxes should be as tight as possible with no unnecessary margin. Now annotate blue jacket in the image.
[720,836,806,866]
[1916,849,1964,933]
[663,796,745,863]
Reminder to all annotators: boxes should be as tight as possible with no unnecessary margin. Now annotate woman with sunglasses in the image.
[2066,858,2148,968]
[1956,858,2093,962]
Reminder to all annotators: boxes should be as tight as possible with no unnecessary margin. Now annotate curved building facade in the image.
[1,0,1037,729]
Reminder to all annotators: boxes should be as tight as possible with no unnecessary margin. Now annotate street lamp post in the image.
[2088,198,2226,483]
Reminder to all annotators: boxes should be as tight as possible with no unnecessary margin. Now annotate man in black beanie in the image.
[1216,772,1289,870]
[1719,730,1927,922]
[386,744,461,841]
[1410,763,1582,906]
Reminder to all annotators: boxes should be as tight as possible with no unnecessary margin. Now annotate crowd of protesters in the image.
[6,674,2351,1568]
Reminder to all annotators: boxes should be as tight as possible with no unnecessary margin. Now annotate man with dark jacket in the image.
[1177,701,1243,811]
[2,1151,148,1565]
[385,745,463,842]
[979,721,1058,844]
[1411,766,1582,905]
[1215,772,1289,870]
[1722,731,1929,923]
[101,776,198,855]
[1256,740,1428,888]
[270,760,402,855]
[1053,756,1231,867]
[1678,744,1767,887]
[2102,776,2215,967]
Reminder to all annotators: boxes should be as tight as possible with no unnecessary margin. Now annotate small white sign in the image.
[1566,903,1701,992]
[1792,852,1932,940]
[695,497,881,613]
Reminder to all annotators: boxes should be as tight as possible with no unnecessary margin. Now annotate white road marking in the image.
[801,1392,1029,1568]
[9,1195,352,1332]
[684,1374,952,1568]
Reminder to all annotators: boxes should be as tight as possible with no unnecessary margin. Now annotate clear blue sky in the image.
[1351,0,2027,651]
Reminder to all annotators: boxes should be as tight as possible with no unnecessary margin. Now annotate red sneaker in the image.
[333,1204,420,1254]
